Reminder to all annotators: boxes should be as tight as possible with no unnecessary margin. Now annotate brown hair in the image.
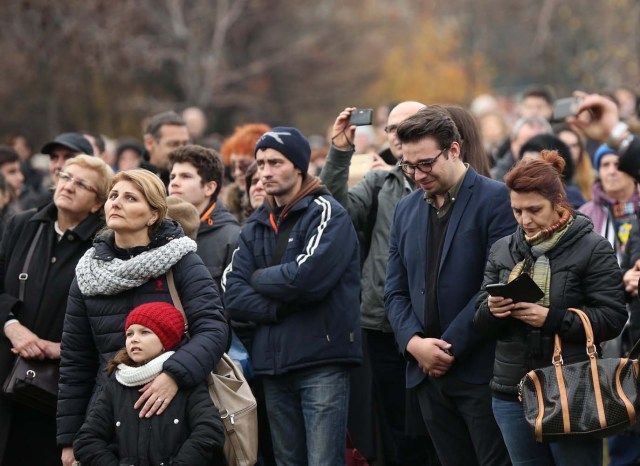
[443,105,490,177]
[106,347,135,376]
[504,150,570,210]
[396,105,461,150]
[168,144,224,200]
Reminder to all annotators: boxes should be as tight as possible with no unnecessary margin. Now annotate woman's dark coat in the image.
[74,378,225,466]
[475,214,627,397]
[0,203,104,462]
[57,221,229,447]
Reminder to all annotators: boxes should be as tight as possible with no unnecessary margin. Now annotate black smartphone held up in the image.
[349,108,373,126]
[485,274,544,304]
[551,97,582,122]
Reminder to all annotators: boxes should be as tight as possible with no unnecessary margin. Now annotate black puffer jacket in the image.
[57,221,229,447]
[74,378,225,466]
[196,201,240,290]
[474,214,627,398]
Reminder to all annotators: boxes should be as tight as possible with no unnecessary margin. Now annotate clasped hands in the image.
[4,322,60,359]
[407,335,455,378]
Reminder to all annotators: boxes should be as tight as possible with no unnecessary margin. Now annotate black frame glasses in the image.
[399,148,448,176]
[57,170,97,194]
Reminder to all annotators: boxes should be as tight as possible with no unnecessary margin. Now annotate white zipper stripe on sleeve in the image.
[296,197,331,266]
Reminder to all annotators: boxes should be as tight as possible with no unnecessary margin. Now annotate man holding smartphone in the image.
[385,106,515,465]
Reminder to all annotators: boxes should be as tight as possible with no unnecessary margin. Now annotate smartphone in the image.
[551,97,582,122]
[485,274,544,304]
[349,108,373,126]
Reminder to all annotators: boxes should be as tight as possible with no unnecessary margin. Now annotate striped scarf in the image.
[509,208,574,306]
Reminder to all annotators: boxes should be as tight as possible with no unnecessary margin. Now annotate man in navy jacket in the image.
[384,106,515,465]
[223,127,362,466]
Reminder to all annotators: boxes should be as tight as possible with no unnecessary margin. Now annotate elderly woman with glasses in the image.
[0,155,114,466]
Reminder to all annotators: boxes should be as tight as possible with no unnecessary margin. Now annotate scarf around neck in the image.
[116,351,174,387]
[509,208,574,306]
[75,235,197,296]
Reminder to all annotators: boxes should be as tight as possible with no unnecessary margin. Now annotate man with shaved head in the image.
[321,101,435,465]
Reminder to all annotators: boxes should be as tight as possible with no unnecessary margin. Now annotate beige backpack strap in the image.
[166,269,189,336]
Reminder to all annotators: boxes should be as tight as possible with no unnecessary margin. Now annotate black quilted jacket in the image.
[57,221,229,447]
[74,377,225,466]
[474,214,627,398]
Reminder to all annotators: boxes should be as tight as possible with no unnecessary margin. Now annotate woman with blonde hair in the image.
[555,123,595,200]
[0,155,113,466]
[56,169,228,466]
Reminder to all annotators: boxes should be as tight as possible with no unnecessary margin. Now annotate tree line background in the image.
[2,0,639,146]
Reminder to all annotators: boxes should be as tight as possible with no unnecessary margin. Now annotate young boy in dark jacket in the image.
[73,302,225,466]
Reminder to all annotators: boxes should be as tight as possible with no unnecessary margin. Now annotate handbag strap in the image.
[18,223,45,302]
[554,308,597,362]
[560,308,607,429]
[166,269,189,337]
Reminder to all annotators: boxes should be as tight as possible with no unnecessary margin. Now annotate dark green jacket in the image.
[320,146,412,331]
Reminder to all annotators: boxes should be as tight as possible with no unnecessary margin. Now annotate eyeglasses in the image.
[57,170,97,194]
[399,148,448,176]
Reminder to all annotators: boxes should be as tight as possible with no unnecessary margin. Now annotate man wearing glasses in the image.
[385,106,515,465]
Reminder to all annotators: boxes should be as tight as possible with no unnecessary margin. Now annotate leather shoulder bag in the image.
[520,307,640,441]
[167,269,258,466]
[2,223,60,416]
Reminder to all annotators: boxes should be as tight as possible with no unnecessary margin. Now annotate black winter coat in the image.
[475,214,627,398]
[74,377,225,466]
[0,203,103,461]
[196,201,240,291]
[57,221,229,447]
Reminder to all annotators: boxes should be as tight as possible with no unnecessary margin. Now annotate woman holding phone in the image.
[474,150,626,466]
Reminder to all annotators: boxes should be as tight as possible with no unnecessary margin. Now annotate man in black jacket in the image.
[168,145,240,290]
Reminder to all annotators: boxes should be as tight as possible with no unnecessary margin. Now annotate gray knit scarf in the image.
[75,236,197,296]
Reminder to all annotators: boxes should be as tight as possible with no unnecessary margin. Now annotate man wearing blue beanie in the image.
[223,127,363,465]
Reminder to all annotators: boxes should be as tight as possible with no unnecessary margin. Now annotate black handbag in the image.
[520,308,640,442]
[2,223,59,416]
[2,356,59,416]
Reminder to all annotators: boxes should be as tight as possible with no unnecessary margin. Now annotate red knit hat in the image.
[125,302,185,351]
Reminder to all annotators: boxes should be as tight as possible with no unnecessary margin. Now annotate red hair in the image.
[220,123,271,166]
[504,150,570,209]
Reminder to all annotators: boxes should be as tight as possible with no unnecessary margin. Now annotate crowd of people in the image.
[0,87,640,466]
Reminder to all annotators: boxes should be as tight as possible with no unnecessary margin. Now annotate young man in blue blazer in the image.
[385,106,516,465]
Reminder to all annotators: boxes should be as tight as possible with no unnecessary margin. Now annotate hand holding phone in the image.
[349,108,373,126]
[551,97,584,122]
[485,274,544,304]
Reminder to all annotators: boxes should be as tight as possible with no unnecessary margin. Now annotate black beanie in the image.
[254,127,311,173]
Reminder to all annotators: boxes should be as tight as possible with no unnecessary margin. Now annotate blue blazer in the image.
[384,167,517,388]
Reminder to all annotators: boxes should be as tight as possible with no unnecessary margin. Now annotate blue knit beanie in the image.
[254,127,311,173]
[593,144,617,171]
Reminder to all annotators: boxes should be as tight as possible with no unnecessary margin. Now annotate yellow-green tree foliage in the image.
[366,18,494,106]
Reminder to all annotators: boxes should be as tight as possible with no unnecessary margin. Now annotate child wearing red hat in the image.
[73,302,225,465]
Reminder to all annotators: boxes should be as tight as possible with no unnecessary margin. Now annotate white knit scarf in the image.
[115,351,174,387]
[75,236,197,296]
